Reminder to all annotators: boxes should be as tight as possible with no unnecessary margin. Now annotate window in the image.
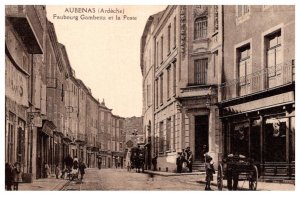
[7,112,15,163]
[194,59,208,84]
[61,84,64,102]
[159,121,164,153]
[147,84,151,107]
[166,118,171,151]
[236,5,250,24]
[238,44,251,96]
[156,42,159,68]
[173,17,176,48]
[160,74,163,104]
[173,61,176,95]
[155,79,158,108]
[168,24,171,53]
[160,36,164,63]
[266,30,282,88]
[194,16,207,39]
[213,51,218,77]
[167,66,171,99]
[237,5,250,17]
[172,115,176,150]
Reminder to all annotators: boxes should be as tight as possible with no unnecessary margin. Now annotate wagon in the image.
[217,154,259,190]
[130,146,145,173]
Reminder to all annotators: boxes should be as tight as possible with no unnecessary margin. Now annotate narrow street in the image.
[61,168,218,191]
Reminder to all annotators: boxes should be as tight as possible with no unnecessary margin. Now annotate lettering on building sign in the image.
[5,57,29,107]
[180,5,186,58]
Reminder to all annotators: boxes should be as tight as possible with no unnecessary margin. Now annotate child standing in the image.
[205,155,215,190]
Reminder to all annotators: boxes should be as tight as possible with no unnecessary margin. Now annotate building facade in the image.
[220,5,295,180]
[5,5,126,182]
[141,5,295,180]
[141,5,222,172]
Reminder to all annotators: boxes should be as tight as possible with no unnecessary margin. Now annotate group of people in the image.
[60,155,87,180]
[176,147,194,173]
[5,162,23,191]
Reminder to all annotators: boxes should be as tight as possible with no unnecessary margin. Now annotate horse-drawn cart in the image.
[217,154,259,190]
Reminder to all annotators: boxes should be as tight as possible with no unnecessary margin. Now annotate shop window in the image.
[7,112,15,163]
[232,122,249,157]
[17,119,25,164]
[264,118,287,162]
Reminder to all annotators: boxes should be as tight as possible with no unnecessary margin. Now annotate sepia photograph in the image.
[2,1,296,192]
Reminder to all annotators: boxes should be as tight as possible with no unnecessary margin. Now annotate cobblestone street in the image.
[61,168,217,191]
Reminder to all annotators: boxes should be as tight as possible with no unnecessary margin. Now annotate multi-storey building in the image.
[5,5,127,182]
[85,90,100,168]
[219,5,295,180]
[141,5,222,172]
[141,11,164,170]
[111,115,125,168]
[5,5,46,181]
[97,100,112,168]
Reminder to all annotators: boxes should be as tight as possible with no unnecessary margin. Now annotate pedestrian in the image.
[79,160,86,181]
[151,154,158,171]
[55,164,60,179]
[12,162,22,191]
[43,162,50,178]
[5,162,13,191]
[176,152,183,173]
[186,147,193,172]
[205,155,215,191]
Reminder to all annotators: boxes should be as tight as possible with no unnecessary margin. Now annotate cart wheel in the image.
[217,164,223,191]
[249,165,258,190]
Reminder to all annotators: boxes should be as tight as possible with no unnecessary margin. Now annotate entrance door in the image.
[195,115,209,161]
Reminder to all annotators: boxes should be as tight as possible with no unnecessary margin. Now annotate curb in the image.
[144,170,205,177]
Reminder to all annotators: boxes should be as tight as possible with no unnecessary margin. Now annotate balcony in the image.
[75,133,86,144]
[180,84,217,98]
[220,60,295,102]
[6,5,43,54]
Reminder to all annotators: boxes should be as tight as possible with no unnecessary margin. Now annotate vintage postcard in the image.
[3,4,295,191]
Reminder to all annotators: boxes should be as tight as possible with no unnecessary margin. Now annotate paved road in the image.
[61,168,217,191]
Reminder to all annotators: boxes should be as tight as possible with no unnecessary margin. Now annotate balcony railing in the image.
[220,60,295,101]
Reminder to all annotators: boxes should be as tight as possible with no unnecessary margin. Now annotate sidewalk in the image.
[144,170,295,191]
[18,175,69,191]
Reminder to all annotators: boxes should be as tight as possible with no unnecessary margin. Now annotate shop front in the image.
[221,99,295,180]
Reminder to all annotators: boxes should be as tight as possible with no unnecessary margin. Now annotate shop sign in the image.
[5,57,29,107]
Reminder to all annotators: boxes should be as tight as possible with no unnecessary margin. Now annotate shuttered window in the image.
[194,59,208,85]
[194,16,207,39]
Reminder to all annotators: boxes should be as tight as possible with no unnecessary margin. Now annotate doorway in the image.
[195,115,209,161]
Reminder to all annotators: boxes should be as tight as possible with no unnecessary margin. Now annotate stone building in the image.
[141,5,222,172]
[5,5,46,181]
[219,5,295,180]
[5,5,127,182]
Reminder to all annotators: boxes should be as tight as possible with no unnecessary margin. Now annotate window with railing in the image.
[194,16,207,39]
[238,44,251,96]
[266,30,283,88]
[194,59,208,85]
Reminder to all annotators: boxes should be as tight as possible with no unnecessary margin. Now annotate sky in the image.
[46,5,167,118]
